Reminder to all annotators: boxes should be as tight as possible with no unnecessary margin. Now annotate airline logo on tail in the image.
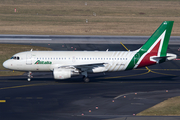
[126,21,174,70]
[135,30,166,68]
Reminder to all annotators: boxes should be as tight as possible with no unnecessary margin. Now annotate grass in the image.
[137,96,180,116]
[0,44,51,76]
[0,0,180,35]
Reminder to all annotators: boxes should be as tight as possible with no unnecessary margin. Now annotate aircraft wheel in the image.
[84,77,89,83]
[27,78,31,82]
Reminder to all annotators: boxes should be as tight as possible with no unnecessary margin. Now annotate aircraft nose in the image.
[3,60,9,69]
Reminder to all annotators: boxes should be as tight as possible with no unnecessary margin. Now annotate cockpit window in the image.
[11,56,20,60]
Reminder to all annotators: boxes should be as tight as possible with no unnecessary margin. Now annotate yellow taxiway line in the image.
[135,69,180,71]
[0,83,48,90]
[99,68,176,80]
[120,42,129,51]
[0,100,6,103]
[98,70,151,79]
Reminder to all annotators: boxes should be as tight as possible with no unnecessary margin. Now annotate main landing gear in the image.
[27,71,33,82]
[81,71,89,83]
[83,76,89,83]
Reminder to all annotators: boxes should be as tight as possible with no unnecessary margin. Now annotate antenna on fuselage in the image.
[106,49,109,52]
[30,49,33,51]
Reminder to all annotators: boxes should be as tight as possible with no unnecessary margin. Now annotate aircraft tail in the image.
[126,21,175,70]
[139,21,174,57]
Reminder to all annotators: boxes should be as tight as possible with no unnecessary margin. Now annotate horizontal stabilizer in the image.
[151,56,167,61]
[150,53,177,62]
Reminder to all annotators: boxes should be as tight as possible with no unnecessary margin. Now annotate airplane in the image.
[3,21,177,82]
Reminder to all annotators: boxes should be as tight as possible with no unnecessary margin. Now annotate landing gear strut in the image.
[27,71,33,82]
[81,71,89,83]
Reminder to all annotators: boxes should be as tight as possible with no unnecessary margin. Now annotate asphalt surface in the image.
[0,35,180,44]
[1,42,180,120]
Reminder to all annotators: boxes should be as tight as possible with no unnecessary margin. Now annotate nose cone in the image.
[3,60,9,69]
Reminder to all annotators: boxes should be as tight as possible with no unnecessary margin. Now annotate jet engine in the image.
[91,66,107,73]
[53,69,71,79]
[53,68,79,80]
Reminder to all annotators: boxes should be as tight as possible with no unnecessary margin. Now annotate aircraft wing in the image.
[58,62,107,69]
[75,63,108,71]
[54,62,108,72]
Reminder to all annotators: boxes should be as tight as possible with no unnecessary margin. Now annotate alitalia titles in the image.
[35,60,52,64]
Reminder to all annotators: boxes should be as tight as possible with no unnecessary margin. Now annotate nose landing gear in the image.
[27,71,33,81]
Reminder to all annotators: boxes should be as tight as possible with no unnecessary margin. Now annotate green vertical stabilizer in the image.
[126,21,174,70]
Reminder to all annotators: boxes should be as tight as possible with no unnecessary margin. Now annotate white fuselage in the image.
[3,51,137,73]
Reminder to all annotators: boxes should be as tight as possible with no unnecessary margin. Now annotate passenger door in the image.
[26,54,32,65]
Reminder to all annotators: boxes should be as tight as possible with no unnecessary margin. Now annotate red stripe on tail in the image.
[137,40,161,68]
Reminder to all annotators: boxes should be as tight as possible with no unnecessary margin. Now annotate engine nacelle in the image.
[53,69,71,80]
[91,67,107,73]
